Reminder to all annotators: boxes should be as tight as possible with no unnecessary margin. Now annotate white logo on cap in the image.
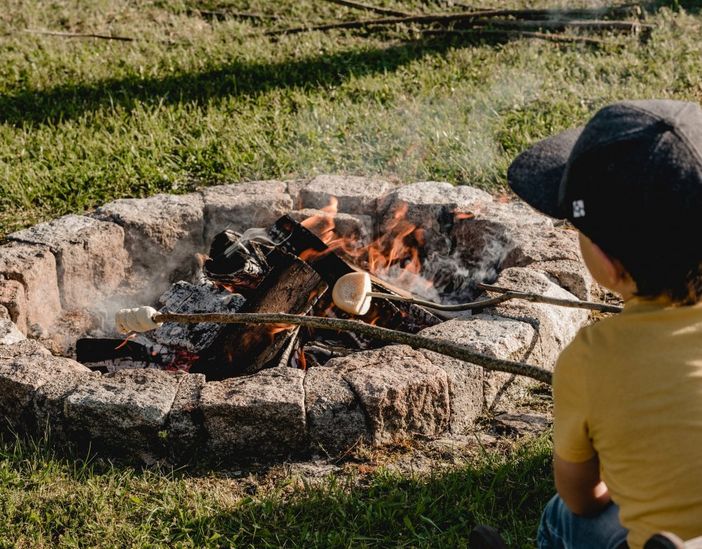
[572,200,586,218]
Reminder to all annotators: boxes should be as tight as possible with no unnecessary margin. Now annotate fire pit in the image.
[0,176,592,464]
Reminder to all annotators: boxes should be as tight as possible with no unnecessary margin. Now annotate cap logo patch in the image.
[572,200,586,218]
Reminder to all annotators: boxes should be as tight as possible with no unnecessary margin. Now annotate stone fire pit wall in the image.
[0,176,591,464]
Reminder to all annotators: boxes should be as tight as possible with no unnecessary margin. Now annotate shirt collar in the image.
[622,295,675,314]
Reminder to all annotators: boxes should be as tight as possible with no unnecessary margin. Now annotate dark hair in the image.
[618,254,702,306]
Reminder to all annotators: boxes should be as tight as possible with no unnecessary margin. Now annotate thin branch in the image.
[477,283,623,313]
[369,285,622,312]
[465,18,648,32]
[324,0,410,17]
[21,29,135,41]
[266,12,651,36]
[421,28,608,46]
[153,312,553,384]
[452,4,643,20]
[187,8,280,21]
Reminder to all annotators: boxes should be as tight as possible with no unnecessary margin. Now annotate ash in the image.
[149,280,245,353]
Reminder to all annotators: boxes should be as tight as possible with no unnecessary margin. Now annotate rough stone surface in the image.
[0,278,27,334]
[0,319,25,345]
[304,366,370,454]
[166,372,206,463]
[501,220,581,267]
[419,314,536,429]
[487,267,588,368]
[201,367,306,459]
[330,345,450,444]
[8,215,129,309]
[33,369,98,441]
[299,175,396,215]
[0,338,51,360]
[94,193,205,283]
[288,209,373,248]
[0,353,89,430]
[286,178,311,209]
[379,181,493,253]
[530,259,593,301]
[201,180,293,243]
[64,368,181,459]
[0,242,61,333]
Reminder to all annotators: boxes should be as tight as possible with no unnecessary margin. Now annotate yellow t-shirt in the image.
[553,296,702,548]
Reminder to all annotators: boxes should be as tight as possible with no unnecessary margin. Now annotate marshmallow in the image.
[332,272,373,316]
[115,306,162,333]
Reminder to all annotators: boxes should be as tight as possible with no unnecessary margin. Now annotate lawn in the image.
[1,0,702,546]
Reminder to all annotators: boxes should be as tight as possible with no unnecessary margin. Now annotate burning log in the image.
[192,253,328,379]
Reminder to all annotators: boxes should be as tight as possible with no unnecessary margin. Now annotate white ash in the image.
[148,281,245,353]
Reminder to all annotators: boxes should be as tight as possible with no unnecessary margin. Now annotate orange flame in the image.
[300,198,434,297]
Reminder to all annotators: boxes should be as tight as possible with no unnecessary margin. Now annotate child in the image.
[507,100,702,548]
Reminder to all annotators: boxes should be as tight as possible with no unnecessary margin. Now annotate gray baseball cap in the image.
[508,100,702,265]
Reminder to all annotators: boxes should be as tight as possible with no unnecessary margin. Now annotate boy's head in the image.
[508,100,702,304]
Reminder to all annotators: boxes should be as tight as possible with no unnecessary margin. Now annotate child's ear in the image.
[587,240,623,286]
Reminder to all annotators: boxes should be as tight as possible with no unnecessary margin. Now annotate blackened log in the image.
[193,254,327,379]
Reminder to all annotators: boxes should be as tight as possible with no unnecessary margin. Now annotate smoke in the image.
[289,65,541,184]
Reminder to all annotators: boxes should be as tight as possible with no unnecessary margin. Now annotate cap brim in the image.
[507,127,583,219]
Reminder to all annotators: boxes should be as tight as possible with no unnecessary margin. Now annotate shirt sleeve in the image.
[552,336,596,463]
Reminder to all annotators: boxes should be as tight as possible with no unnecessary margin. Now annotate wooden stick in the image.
[421,28,607,46]
[21,29,135,41]
[323,0,410,17]
[368,287,622,313]
[477,283,622,313]
[266,11,652,36]
[187,8,280,21]
[452,4,642,20]
[153,311,553,384]
[465,18,647,32]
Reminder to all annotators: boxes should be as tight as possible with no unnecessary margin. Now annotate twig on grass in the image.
[153,311,553,384]
[21,29,135,41]
[452,4,643,20]
[421,28,608,46]
[266,12,651,36]
[323,0,411,17]
[187,8,280,21]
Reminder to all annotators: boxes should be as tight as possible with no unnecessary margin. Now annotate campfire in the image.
[0,177,604,462]
[76,203,464,381]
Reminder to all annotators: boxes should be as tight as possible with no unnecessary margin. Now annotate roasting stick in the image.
[113,274,622,385]
[331,272,622,315]
[119,309,553,384]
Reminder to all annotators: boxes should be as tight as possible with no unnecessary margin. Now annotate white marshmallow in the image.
[332,272,373,316]
[114,306,162,333]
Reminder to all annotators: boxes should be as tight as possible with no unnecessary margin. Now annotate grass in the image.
[2,0,702,545]
[1,1,701,236]
[0,433,553,548]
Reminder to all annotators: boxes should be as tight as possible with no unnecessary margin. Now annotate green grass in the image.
[0,433,553,547]
[1,1,702,236]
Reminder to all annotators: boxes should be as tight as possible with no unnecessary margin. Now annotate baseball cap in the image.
[507,100,702,267]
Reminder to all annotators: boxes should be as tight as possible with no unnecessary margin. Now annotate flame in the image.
[300,198,436,298]
[114,333,136,350]
[296,347,307,370]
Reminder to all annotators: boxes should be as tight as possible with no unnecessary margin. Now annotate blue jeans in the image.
[537,494,628,548]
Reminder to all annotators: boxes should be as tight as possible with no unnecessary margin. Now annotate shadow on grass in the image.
[0,38,464,127]
[162,444,553,546]
[0,430,553,546]
[0,32,588,128]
